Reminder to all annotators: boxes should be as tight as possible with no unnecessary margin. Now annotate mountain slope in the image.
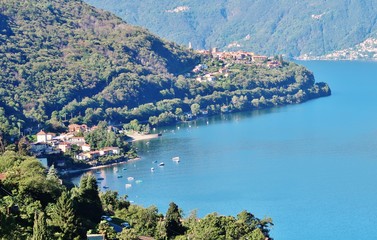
[0,0,330,141]
[298,36,377,60]
[84,0,377,58]
[0,0,198,136]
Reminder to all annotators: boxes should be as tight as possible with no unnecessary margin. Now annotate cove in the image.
[71,61,377,239]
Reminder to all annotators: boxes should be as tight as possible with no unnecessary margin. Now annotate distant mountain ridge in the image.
[84,0,377,58]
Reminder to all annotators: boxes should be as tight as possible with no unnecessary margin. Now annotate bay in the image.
[71,61,377,239]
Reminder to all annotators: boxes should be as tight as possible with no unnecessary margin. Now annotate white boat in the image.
[172,156,180,162]
[135,180,143,184]
[151,167,155,172]
[127,177,134,181]
[159,162,165,166]
[125,184,132,188]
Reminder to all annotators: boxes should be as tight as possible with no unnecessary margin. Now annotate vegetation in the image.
[85,0,377,58]
[0,0,198,142]
[0,0,330,147]
[0,150,273,239]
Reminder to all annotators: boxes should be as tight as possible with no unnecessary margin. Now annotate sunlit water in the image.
[71,61,377,239]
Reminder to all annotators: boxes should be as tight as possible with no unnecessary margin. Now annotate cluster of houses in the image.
[31,124,120,163]
[192,48,282,83]
[196,48,276,64]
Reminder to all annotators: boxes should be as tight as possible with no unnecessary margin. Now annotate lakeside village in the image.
[189,48,283,83]
[29,123,145,175]
[28,48,283,174]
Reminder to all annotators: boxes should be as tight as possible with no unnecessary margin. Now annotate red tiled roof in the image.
[36,130,46,135]
[0,173,6,181]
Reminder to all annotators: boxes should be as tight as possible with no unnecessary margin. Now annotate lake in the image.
[71,61,377,239]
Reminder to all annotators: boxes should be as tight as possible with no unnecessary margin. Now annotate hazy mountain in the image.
[84,0,377,58]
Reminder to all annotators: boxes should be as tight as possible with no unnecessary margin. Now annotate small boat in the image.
[117,175,123,178]
[103,186,109,189]
[135,180,143,184]
[125,184,132,188]
[159,162,165,166]
[97,177,104,181]
[122,168,127,171]
[153,160,157,163]
[172,156,180,162]
[127,177,134,181]
[151,167,155,172]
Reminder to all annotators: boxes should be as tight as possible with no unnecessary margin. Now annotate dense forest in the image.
[0,0,330,146]
[0,150,273,239]
[85,0,377,58]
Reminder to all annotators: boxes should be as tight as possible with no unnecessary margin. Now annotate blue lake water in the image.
[71,61,377,239]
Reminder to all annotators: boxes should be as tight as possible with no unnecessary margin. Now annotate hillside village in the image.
[31,124,122,168]
[192,48,283,82]
[297,37,377,60]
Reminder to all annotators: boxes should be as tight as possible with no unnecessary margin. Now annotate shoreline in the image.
[126,132,161,142]
[60,157,141,176]
[61,133,161,177]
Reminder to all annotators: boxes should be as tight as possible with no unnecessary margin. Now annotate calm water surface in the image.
[72,61,377,239]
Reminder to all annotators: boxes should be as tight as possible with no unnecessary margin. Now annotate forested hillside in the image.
[85,0,377,58]
[0,0,330,144]
[0,0,198,140]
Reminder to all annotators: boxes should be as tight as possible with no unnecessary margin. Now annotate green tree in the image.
[72,174,103,229]
[118,228,139,240]
[165,202,185,238]
[47,191,80,240]
[117,205,158,236]
[175,108,183,116]
[190,103,201,116]
[154,219,167,240]
[46,164,59,182]
[98,220,117,239]
[249,228,265,240]
[100,190,130,214]
[32,211,50,240]
[17,136,30,156]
